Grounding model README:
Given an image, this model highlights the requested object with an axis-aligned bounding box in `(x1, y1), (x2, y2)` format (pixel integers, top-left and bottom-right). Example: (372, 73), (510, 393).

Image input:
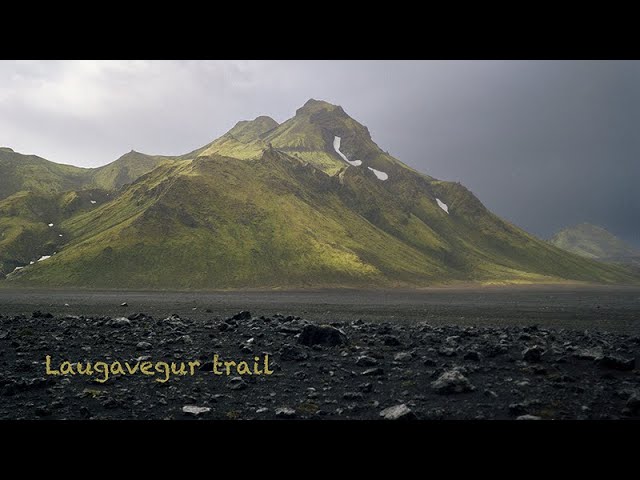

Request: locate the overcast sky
(1, 60), (638, 245)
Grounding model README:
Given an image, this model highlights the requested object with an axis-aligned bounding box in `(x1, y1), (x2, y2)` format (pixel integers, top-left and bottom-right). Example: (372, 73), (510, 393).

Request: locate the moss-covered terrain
(1, 100), (637, 288)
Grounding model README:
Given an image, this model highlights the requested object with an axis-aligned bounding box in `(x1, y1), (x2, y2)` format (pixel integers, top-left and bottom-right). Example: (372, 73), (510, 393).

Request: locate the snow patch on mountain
(436, 198), (449, 214)
(333, 136), (362, 166)
(367, 167), (388, 181)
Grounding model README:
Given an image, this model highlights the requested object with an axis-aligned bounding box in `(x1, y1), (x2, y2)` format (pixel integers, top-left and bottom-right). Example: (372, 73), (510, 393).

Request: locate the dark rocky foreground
(1, 309), (639, 420)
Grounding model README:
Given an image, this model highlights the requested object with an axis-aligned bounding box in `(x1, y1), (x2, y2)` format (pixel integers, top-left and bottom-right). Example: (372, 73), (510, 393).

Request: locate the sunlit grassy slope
(0, 188), (112, 275)
(2, 100), (638, 288)
(0, 148), (90, 200)
(0, 148), (174, 200)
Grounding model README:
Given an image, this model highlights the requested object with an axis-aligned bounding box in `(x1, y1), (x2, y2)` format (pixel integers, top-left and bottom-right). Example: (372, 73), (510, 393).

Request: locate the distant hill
(0, 147), (173, 201)
(0, 147), (89, 200)
(549, 223), (640, 268)
(1, 100), (637, 288)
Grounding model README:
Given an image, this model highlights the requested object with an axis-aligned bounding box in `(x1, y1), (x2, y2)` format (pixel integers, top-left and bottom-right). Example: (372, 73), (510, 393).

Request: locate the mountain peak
(0, 147), (14, 153)
(296, 99), (346, 117)
(116, 150), (146, 160)
(226, 115), (279, 143)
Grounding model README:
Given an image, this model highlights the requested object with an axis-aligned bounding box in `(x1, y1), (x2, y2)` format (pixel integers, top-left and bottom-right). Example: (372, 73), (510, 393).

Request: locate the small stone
(509, 403), (528, 415)
(522, 345), (545, 362)
(343, 392), (364, 401)
(464, 351), (481, 361)
(136, 341), (152, 351)
(35, 406), (52, 417)
(626, 392), (640, 414)
(163, 314), (183, 325)
(383, 335), (401, 346)
(120, 302), (128, 307)
(298, 324), (348, 347)
(394, 352), (413, 362)
(108, 317), (131, 327)
(279, 344), (308, 361)
(380, 404), (416, 420)
(356, 355), (378, 367)
(484, 389), (498, 398)
(228, 377), (248, 390)
(431, 369), (475, 394)
(182, 405), (210, 416)
(597, 355), (635, 371)
(359, 383), (373, 393)
(516, 415), (542, 420)
(256, 407), (269, 414)
(438, 347), (457, 357)
(362, 367), (384, 376)
(573, 347), (603, 360)
(275, 407), (296, 418)
(231, 311), (252, 321)
(278, 325), (302, 334)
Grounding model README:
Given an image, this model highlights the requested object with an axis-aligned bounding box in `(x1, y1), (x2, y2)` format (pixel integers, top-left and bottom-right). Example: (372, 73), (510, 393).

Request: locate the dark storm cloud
(0, 60), (638, 244)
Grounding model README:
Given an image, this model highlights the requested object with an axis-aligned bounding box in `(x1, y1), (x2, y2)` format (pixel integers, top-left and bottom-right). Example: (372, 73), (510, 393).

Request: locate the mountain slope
(0, 147), (90, 200)
(196, 100), (411, 176)
(3, 100), (638, 288)
(0, 188), (111, 276)
(550, 224), (640, 267)
(0, 147), (175, 202)
(88, 150), (175, 190)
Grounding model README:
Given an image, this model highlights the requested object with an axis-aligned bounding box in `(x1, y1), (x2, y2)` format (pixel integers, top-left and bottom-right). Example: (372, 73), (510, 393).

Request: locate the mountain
(1, 100), (637, 288)
(0, 147), (90, 200)
(0, 188), (112, 275)
(0, 147), (173, 201)
(549, 224), (640, 268)
(89, 150), (174, 190)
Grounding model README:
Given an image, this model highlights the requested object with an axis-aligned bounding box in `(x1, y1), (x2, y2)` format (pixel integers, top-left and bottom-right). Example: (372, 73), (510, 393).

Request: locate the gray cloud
(0, 60), (638, 245)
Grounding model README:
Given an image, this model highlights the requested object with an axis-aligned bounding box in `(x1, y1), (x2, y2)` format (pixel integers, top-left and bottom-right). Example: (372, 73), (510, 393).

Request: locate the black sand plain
(0, 286), (639, 420)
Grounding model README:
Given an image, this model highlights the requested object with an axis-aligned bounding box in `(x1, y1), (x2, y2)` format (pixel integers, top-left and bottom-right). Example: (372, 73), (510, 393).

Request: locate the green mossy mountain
(0, 148), (90, 200)
(549, 223), (640, 268)
(89, 150), (174, 190)
(0, 147), (173, 201)
(1, 100), (637, 288)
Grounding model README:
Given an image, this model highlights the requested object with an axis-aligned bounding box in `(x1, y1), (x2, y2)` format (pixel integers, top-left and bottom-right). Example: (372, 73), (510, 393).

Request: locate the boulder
(298, 324), (348, 347)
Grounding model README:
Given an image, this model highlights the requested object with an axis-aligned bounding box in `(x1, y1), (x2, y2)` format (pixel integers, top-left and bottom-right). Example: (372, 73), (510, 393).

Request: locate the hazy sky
(1, 60), (638, 245)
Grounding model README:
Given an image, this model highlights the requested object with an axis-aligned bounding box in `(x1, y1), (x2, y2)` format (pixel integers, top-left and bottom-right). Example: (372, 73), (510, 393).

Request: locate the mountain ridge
(549, 223), (640, 268)
(1, 100), (637, 287)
